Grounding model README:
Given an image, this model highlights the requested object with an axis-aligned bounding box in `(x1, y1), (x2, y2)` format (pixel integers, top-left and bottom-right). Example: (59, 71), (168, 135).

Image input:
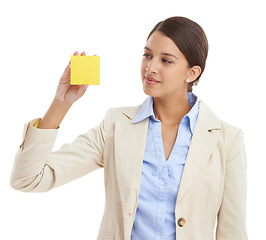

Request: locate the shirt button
(152, 168), (160, 176)
(163, 184), (167, 190)
(157, 236), (162, 240)
(177, 218), (186, 227)
(159, 208), (164, 213)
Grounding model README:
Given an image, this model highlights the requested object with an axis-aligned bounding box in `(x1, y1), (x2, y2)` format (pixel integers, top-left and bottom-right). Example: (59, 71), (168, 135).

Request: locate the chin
(143, 87), (160, 98)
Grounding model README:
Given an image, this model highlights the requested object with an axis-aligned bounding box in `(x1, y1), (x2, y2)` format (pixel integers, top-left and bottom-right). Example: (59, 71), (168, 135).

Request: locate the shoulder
(220, 119), (242, 136)
(99, 104), (141, 132)
(198, 100), (244, 143)
(99, 104), (142, 138)
(104, 104), (142, 122)
(198, 101), (246, 168)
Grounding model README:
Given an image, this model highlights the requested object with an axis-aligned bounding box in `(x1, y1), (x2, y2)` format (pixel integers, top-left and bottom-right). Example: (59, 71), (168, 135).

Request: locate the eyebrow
(144, 46), (178, 59)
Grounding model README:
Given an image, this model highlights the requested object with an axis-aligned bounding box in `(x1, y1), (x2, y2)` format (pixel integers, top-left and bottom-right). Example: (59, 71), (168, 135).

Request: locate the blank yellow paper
(70, 55), (100, 85)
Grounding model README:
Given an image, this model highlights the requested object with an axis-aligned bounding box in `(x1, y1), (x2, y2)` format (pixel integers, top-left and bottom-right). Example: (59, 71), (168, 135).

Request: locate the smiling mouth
(144, 77), (160, 84)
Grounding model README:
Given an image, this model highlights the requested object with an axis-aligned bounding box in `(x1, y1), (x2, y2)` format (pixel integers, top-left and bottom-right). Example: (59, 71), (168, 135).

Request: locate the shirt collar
(132, 92), (199, 134)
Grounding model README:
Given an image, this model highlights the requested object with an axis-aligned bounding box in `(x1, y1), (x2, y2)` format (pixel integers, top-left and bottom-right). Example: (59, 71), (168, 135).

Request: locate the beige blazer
(10, 100), (248, 240)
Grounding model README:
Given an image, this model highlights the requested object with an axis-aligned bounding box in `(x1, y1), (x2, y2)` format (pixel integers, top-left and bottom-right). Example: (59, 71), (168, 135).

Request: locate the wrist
(38, 98), (72, 129)
(52, 97), (73, 109)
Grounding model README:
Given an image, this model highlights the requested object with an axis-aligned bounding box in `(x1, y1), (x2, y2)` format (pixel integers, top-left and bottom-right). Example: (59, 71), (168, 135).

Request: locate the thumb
(83, 84), (89, 90)
(61, 64), (70, 80)
(76, 84), (89, 97)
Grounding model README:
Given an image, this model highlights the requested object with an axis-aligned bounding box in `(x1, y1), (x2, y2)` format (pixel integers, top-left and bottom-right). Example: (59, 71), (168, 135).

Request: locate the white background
(1, 0), (265, 239)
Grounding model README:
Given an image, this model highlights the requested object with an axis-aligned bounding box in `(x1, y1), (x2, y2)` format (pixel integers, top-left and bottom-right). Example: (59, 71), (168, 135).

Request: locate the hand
(55, 51), (89, 105)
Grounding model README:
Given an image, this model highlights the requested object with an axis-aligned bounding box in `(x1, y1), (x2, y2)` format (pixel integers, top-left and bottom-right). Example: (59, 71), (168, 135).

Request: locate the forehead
(145, 31), (182, 55)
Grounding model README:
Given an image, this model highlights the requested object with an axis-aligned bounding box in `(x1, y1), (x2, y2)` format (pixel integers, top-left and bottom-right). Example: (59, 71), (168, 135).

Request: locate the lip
(144, 77), (160, 85)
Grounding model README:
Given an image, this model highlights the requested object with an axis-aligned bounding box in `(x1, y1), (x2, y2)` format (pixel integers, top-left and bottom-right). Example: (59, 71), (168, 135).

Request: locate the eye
(143, 53), (151, 58)
(162, 59), (172, 64)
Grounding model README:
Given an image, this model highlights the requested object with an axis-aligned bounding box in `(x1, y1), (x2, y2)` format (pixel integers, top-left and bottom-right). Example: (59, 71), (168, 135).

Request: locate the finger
(69, 51), (79, 64)
(80, 51), (86, 56)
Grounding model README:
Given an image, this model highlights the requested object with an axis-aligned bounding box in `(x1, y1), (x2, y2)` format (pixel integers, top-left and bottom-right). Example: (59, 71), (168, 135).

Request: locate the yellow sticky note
(70, 55), (100, 85)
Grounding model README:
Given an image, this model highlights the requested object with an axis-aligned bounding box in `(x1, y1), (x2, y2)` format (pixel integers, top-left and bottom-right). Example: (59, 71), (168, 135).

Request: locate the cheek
(140, 60), (146, 78)
(161, 68), (186, 87)
(166, 65), (188, 81)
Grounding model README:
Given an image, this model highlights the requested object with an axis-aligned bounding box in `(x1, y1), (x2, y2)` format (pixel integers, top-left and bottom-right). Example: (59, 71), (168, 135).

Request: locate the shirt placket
(152, 120), (170, 240)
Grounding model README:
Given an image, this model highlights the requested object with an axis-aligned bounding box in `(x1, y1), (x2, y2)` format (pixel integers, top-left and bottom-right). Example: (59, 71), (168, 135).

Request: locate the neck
(153, 92), (191, 125)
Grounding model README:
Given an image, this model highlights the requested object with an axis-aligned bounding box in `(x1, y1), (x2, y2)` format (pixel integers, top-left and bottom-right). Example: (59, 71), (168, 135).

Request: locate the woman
(10, 17), (248, 240)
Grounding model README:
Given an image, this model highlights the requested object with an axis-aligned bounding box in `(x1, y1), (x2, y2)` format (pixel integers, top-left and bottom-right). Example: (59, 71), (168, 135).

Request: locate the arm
(216, 129), (248, 240)
(10, 109), (111, 192)
(10, 51), (103, 192)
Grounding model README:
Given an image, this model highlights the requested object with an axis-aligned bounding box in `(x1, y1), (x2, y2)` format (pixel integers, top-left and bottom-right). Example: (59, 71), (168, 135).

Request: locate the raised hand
(55, 51), (89, 104)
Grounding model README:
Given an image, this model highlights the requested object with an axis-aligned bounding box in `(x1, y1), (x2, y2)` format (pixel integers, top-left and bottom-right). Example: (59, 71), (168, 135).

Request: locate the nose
(145, 59), (158, 74)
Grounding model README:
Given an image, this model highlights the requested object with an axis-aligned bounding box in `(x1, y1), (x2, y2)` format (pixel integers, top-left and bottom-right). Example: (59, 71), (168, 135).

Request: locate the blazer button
(177, 218), (186, 227)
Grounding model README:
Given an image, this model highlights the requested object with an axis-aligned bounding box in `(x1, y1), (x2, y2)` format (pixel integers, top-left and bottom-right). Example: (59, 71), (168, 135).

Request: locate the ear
(187, 66), (201, 82)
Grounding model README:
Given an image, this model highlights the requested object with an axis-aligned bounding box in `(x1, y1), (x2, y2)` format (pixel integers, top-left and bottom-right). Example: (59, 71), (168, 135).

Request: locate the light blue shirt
(130, 92), (199, 240)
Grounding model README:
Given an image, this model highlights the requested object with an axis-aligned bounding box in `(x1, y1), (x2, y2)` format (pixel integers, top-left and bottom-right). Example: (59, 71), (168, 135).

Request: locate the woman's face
(141, 31), (194, 99)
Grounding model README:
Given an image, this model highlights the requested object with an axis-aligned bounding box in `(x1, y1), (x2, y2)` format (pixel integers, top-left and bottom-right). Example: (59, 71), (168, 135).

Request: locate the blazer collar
(197, 100), (221, 131)
(131, 94), (200, 135)
(122, 100), (221, 131)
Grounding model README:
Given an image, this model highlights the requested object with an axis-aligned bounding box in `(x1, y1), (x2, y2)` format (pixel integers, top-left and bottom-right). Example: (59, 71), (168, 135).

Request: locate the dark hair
(147, 16), (208, 92)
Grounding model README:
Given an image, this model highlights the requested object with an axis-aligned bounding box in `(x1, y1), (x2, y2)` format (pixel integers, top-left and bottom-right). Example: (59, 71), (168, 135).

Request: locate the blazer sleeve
(216, 129), (248, 240)
(10, 109), (112, 193)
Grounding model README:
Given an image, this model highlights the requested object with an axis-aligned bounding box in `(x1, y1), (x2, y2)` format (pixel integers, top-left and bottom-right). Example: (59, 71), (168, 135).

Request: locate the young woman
(11, 17), (248, 240)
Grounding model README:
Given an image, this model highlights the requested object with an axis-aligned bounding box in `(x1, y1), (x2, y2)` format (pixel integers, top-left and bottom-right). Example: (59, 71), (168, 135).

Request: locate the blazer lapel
(114, 107), (149, 235)
(176, 100), (222, 203)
